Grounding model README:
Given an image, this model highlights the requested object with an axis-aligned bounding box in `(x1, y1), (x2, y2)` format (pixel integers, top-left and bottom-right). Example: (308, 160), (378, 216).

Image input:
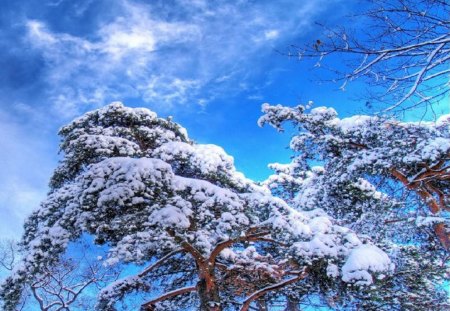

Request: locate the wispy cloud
(0, 110), (56, 238)
(0, 0), (337, 238)
(23, 0), (331, 116)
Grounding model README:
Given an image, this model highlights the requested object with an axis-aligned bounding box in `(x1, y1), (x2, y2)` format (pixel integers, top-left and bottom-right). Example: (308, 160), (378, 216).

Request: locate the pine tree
(0, 103), (391, 311)
(259, 103), (450, 309)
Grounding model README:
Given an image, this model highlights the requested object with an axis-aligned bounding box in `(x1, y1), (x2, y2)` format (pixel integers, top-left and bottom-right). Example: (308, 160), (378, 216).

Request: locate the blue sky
(0, 0), (448, 239)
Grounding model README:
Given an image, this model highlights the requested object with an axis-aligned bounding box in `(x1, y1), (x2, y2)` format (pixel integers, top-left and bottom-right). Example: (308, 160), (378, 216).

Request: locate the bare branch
(240, 269), (308, 311)
(139, 249), (184, 278)
(208, 229), (272, 267)
(141, 286), (196, 310)
(290, 0), (450, 113)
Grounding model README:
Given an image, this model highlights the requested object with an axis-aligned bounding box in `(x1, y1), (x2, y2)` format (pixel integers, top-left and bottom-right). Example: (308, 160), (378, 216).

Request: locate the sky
(0, 0), (448, 240)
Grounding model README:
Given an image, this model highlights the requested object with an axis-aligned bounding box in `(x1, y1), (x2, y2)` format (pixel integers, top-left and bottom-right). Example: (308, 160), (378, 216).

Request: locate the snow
(149, 205), (192, 229)
(153, 142), (235, 176)
(255, 102), (449, 307)
(0, 103), (398, 311)
(327, 263), (339, 278)
(337, 115), (375, 133)
(292, 233), (340, 258)
(402, 136), (450, 164)
(352, 178), (384, 200)
(97, 275), (148, 310)
(310, 106), (337, 121)
(419, 137), (450, 161)
(342, 244), (394, 285)
(83, 157), (174, 208)
(70, 134), (141, 157)
(308, 216), (332, 233)
(436, 114), (450, 127)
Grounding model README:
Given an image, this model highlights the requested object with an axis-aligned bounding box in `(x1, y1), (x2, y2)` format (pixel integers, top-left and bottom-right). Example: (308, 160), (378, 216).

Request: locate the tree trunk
(256, 298), (268, 311)
(285, 298), (300, 311)
(197, 272), (222, 311)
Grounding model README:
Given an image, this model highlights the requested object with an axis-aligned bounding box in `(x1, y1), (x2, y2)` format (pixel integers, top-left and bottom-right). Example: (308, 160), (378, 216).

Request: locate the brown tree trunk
(285, 298), (300, 311)
(197, 272), (222, 311)
(256, 298), (268, 310)
(390, 167), (450, 251)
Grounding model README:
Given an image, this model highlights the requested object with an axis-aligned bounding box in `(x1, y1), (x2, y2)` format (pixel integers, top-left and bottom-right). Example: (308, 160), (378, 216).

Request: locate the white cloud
(139, 76), (201, 108)
(2, 0), (216, 237)
(0, 181), (45, 238)
(0, 111), (56, 238)
(1, 0), (339, 240)
(101, 30), (156, 58)
(264, 29), (279, 40)
(247, 94), (264, 101)
(27, 20), (57, 44)
(97, 2), (200, 61)
(24, 0), (331, 116)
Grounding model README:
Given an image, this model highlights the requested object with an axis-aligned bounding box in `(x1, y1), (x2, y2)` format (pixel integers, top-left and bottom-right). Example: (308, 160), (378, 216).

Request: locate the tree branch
(208, 230), (272, 267)
(166, 229), (205, 265)
(240, 269), (308, 311)
(141, 286), (197, 310)
(138, 248), (184, 278)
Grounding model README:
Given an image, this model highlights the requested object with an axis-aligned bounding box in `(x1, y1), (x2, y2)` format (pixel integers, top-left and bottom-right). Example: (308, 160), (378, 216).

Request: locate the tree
(0, 240), (17, 273)
(290, 0), (450, 113)
(0, 240), (28, 311)
(0, 103), (392, 311)
(259, 102), (450, 309)
(0, 239), (119, 311)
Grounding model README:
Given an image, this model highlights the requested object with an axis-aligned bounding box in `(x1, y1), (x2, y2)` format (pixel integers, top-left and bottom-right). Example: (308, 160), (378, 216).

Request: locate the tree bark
(256, 298), (268, 311)
(241, 271), (308, 311)
(390, 167), (450, 251)
(141, 286), (196, 310)
(285, 298), (300, 311)
(197, 270), (222, 311)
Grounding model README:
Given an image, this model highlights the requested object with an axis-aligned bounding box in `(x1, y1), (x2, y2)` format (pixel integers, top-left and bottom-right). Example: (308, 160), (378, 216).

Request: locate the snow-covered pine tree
(0, 103), (392, 311)
(259, 103), (450, 309)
